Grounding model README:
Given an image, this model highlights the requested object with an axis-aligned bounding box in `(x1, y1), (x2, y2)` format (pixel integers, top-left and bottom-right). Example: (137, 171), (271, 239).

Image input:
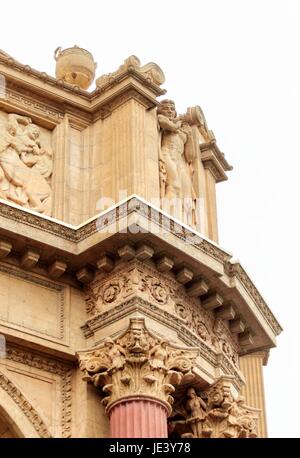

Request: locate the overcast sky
(1, 0), (299, 438)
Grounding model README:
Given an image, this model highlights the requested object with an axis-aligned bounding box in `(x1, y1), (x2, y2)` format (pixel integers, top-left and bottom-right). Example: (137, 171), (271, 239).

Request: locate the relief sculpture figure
(0, 114), (53, 215)
(185, 387), (208, 438)
(157, 99), (197, 227)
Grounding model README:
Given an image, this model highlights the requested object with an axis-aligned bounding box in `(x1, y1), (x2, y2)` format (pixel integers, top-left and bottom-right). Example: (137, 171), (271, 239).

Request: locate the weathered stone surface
(0, 48), (280, 439)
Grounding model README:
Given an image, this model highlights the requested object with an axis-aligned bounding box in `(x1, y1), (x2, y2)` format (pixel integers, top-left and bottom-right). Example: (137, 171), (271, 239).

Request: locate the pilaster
(239, 352), (268, 437)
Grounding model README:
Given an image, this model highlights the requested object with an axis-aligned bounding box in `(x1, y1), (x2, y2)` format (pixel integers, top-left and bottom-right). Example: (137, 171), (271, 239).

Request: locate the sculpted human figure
(20, 123), (53, 181)
(157, 99), (197, 227)
(103, 338), (126, 371)
(149, 340), (168, 370)
(186, 387), (207, 419)
(0, 114), (52, 214)
(127, 327), (149, 354)
(185, 387), (207, 437)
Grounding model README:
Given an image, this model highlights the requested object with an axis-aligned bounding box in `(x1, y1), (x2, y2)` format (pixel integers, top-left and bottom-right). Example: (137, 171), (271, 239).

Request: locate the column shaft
(109, 398), (168, 438)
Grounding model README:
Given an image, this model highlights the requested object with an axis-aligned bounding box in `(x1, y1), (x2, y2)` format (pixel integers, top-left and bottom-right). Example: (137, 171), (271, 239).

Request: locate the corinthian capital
(199, 376), (259, 438)
(77, 318), (198, 415)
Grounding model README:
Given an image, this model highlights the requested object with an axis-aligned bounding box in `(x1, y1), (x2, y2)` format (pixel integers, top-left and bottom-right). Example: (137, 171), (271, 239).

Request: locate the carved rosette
(175, 376), (259, 439)
(77, 318), (198, 415)
(83, 260), (240, 370)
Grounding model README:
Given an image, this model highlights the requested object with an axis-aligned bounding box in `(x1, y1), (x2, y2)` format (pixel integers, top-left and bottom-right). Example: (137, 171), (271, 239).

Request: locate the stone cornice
(225, 261), (283, 336)
(0, 195), (282, 351)
(0, 51), (166, 101)
(200, 139), (233, 183)
(0, 51), (165, 130)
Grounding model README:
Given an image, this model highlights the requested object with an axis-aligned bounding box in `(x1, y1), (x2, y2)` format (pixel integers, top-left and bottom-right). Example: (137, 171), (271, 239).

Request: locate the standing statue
(186, 387), (207, 419)
(0, 114), (53, 215)
(157, 100), (197, 227)
(185, 387), (207, 437)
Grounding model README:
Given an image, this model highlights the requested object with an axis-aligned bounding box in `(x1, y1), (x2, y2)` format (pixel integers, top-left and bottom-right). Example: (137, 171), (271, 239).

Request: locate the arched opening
(0, 368), (48, 438)
(0, 407), (20, 438)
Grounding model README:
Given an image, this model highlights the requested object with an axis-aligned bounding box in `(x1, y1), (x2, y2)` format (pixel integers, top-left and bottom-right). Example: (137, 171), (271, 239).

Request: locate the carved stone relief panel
(0, 111), (53, 215)
(84, 260), (240, 369)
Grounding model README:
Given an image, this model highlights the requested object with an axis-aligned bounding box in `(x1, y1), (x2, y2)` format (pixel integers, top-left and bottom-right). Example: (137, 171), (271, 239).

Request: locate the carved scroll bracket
(77, 317), (198, 416)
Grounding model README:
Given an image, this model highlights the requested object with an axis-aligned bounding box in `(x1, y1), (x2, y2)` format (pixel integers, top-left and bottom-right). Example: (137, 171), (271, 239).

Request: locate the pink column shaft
(109, 398), (168, 438)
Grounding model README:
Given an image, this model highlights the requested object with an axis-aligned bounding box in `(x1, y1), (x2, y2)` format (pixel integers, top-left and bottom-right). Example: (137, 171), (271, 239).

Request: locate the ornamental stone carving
(0, 114), (53, 215)
(54, 45), (97, 90)
(170, 376), (259, 438)
(200, 377), (259, 438)
(96, 55), (165, 89)
(84, 264), (176, 315)
(77, 318), (198, 415)
(83, 260), (240, 370)
(158, 100), (198, 228)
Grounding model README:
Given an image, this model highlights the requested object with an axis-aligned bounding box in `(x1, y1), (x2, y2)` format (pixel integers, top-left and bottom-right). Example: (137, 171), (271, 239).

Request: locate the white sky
(1, 0), (299, 438)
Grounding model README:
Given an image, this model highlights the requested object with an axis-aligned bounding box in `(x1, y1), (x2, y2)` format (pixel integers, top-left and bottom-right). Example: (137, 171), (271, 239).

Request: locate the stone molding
(0, 368), (51, 438)
(0, 196), (282, 341)
(0, 51), (165, 100)
(83, 259), (239, 362)
(200, 138), (233, 183)
(0, 52), (165, 130)
(225, 261), (281, 335)
(0, 263), (66, 341)
(80, 296), (244, 392)
(5, 345), (72, 438)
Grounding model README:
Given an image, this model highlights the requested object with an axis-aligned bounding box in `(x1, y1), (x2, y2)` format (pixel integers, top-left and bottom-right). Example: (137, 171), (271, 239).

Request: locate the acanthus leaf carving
(170, 376), (259, 439)
(84, 260), (240, 370)
(77, 317), (198, 415)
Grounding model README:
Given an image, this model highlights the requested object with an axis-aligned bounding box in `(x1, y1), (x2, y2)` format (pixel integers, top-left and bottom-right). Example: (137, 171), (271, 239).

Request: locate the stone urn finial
(54, 45), (97, 90)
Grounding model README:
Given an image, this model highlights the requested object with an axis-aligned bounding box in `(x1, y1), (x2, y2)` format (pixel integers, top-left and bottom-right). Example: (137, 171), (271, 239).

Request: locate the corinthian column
(77, 318), (198, 438)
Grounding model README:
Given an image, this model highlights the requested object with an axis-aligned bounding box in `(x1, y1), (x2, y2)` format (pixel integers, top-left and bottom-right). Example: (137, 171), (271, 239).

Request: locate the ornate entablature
(82, 259), (240, 372)
(0, 47), (281, 438)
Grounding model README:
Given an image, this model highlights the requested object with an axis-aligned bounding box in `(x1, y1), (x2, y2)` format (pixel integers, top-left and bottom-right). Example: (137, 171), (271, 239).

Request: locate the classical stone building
(0, 46), (281, 438)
